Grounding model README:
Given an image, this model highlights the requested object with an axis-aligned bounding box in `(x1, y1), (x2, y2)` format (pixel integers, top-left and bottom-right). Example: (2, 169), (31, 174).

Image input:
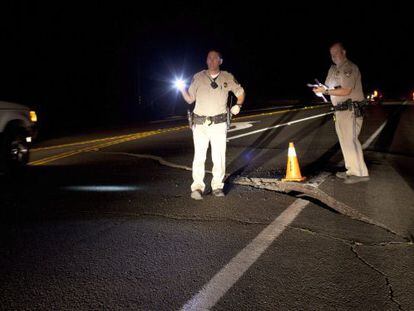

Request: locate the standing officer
(313, 42), (369, 184)
(179, 50), (245, 200)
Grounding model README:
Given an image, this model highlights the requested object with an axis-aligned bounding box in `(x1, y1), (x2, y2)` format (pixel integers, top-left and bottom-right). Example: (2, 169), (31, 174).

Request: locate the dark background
(0, 2), (412, 138)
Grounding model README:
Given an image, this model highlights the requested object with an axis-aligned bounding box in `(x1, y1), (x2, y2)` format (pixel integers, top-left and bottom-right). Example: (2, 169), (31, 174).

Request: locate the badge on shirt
(344, 68), (353, 77)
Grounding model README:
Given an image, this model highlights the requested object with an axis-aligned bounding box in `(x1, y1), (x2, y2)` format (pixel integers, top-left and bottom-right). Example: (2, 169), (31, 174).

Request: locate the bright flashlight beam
(174, 79), (186, 90)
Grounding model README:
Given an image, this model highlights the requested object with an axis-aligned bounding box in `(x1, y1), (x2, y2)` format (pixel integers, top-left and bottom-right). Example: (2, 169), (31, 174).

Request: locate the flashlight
(174, 79), (186, 91)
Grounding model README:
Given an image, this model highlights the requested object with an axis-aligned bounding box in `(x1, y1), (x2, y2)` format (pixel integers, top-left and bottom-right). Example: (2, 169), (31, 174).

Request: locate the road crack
(350, 244), (404, 311)
(287, 226), (412, 247)
(99, 151), (412, 242)
(234, 177), (410, 241)
(288, 225), (411, 310)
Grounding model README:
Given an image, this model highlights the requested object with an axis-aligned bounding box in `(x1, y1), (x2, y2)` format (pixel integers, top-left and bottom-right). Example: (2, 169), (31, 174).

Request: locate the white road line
(362, 121), (388, 150)
(362, 101), (407, 150)
(181, 112), (392, 310)
(227, 111), (333, 141)
(181, 198), (309, 311)
(181, 173), (328, 311)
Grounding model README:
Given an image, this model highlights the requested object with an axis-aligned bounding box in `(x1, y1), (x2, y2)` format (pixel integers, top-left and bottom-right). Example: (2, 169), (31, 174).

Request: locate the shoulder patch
(224, 71), (239, 85)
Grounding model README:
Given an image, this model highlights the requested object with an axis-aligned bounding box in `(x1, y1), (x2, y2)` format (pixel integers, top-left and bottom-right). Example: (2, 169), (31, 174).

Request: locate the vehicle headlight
(30, 111), (38, 122)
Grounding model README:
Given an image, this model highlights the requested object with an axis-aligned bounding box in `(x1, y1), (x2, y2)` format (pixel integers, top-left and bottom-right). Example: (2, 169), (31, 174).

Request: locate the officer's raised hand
(179, 83), (195, 104)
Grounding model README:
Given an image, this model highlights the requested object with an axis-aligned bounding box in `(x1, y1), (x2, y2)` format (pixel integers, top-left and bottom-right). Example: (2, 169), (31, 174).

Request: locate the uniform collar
(335, 59), (350, 69)
(205, 70), (221, 79)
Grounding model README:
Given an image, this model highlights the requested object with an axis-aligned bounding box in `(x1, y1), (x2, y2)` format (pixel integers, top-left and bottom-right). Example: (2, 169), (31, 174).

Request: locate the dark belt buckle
(204, 117), (212, 126)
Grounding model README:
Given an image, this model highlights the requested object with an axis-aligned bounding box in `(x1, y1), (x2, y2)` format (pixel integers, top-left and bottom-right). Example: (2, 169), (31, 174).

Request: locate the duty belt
(192, 113), (228, 126)
(332, 101), (353, 111)
(332, 99), (368, 117)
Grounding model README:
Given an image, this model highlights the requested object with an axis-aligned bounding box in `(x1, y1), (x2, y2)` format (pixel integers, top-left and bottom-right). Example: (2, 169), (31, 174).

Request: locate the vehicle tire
(1, 127), (30, 174)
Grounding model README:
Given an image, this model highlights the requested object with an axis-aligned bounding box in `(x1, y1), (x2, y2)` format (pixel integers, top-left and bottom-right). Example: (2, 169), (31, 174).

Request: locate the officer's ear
(219, 58), (223, 65)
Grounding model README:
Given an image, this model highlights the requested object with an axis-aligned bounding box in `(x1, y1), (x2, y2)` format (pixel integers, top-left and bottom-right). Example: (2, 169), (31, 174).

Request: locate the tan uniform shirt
(325, 59), (364, 106)
(188, 70), (244, 116)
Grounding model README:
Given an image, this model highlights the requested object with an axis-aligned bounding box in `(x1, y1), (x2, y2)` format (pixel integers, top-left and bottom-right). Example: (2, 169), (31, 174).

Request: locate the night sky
(1, 2), (412, 135)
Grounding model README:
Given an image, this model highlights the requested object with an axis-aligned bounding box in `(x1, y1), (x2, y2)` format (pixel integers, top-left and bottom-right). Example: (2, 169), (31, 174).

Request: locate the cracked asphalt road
(1, 103), (413, 310)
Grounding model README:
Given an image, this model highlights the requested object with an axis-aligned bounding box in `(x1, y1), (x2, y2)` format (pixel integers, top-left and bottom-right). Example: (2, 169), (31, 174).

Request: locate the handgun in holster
(187, 109), (194, 129)
(226, 107), (232, 130)
(352, 100), (368, 118)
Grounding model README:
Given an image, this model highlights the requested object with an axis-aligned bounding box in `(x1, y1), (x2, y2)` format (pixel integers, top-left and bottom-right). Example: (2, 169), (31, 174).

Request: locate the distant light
(368, 90), (380, 102)
(26, 137), (32, 143)
(174, 79), (186, 90)
(30, 111), (38, 122)
(63, 185), (141, 192)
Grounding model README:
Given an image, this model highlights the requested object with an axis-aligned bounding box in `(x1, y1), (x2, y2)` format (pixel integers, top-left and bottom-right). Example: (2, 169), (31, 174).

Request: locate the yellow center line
(29, 104), (328, 166)
(32, 132), (154, 152)
(30, 134), (149, 166)
(30, 127), (187, 166)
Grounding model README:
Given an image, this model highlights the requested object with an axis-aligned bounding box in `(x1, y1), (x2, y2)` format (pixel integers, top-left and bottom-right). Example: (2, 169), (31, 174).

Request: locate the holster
(352, 101), (367, 118)
(226, 107), (232, 130)
(187, 109), (193, 129)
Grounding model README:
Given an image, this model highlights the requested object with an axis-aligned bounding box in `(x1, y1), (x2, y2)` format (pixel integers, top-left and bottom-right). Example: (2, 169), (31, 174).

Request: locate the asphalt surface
(1, 102), (413, 310)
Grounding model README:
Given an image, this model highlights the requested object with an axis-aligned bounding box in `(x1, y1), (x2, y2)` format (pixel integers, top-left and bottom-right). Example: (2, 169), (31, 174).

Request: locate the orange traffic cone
(282, 142), (306, 182)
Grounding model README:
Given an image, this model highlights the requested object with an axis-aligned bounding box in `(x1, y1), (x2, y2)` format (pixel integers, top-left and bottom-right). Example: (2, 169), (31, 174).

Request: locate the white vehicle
(0, 101), (37, 173)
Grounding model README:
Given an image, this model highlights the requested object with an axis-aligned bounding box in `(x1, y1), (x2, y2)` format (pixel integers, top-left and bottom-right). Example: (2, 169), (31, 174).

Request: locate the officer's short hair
(207, 50), (223, 59)
(330, 42), (346, 51)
